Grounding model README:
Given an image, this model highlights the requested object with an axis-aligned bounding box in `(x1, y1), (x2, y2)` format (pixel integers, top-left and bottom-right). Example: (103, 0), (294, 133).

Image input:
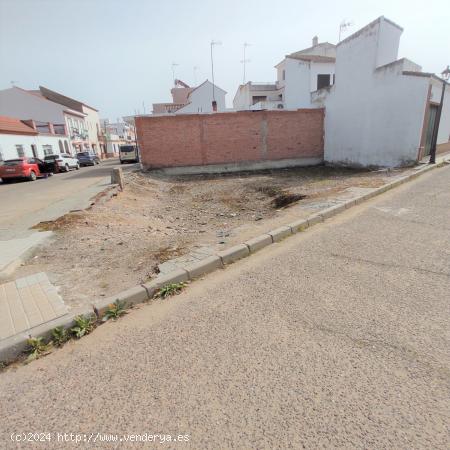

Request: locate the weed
(25, 337), (52, 362)
(155, 282), (186, 299)
(102, 300), (128, 322)
(71, 315), (95, 338)
(51, 326), (70, 347)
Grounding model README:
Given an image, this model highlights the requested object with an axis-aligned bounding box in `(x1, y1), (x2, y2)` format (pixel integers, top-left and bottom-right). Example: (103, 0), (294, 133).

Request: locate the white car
(44, 154), (80, 172)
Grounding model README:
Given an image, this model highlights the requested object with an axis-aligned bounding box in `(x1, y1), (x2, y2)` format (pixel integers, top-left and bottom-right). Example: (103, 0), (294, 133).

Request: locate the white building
(153, 79), (227, 115)
(233, 37), (336, 111)
(0, 115), (71, 161)
(318, 16), (450, 167)
(100, 119), (136, 156)
(0, 87), (85, 155)
(175, 80), (226, 114)
(37, 86), (102, 155)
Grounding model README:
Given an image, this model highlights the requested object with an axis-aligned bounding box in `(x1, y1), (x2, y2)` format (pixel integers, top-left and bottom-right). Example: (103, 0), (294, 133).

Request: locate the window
(58, 140), (64, 153)
(252, 96), (267, 105)
(42, 145), (53, 156)
(317, 74), (331, 90)
(16, 145), (25, 157)
(64, 140), (69, 153)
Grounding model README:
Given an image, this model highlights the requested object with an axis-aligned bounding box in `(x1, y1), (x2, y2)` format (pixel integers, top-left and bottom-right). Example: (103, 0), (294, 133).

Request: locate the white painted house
(316, 16), (450, 167)
(153, 79), (226, 115)
(175, 80), (226, 114)
(0, 115), (71, 161)
(0, 87), (88, 155)
(233, 37), (336, 111)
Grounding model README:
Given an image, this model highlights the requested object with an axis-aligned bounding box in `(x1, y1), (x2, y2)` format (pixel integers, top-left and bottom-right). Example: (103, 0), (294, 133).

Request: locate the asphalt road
(0, 159), (138, 240)
(0, 164), (449, 449)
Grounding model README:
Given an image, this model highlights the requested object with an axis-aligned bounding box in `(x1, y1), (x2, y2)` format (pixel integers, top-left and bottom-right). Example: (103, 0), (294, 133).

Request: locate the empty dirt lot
(14, 166), (402, 311)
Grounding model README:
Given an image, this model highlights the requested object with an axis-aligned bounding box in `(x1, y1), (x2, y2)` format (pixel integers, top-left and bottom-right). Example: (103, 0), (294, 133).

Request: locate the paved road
(0, 159), (138, 239)
(0, 164), (449, 449)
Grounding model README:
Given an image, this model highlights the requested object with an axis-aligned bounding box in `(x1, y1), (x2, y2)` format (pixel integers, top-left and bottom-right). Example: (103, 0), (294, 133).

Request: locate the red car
(0, 157), (53, 183)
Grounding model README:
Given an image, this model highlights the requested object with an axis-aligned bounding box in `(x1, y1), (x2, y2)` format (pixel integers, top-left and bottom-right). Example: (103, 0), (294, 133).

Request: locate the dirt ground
(15, 166), (403, 311)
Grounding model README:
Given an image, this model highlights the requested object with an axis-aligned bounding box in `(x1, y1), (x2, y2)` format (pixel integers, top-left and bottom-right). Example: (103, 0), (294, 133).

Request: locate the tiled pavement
(0, 273), (68, 341)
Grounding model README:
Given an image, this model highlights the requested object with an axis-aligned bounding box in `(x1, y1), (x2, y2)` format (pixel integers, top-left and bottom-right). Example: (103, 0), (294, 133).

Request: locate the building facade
(318, 16), (450, 167)
(100, 120), (136, 157)
(233, 37), (336, 111)
(37, 86), (102, 155)
(152, 79), (226, 114)
(0, 115), (71, 161)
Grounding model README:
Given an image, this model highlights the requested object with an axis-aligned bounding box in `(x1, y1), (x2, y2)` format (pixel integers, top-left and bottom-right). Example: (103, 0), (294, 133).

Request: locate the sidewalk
(0, 164), (449, 449)
(0, 273), (67, 341)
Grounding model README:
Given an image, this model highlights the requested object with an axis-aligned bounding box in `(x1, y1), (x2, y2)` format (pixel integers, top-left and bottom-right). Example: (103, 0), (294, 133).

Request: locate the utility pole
(429, 66), (450, 164)
(210, 40), (222, 109)
(171, 62), (179, 85)
(240, 42), (251, 84)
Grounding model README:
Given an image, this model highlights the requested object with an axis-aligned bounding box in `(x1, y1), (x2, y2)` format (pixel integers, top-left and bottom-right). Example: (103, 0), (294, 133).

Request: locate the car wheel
(65, 164), (69, 172)
(29, 171), (37, 181)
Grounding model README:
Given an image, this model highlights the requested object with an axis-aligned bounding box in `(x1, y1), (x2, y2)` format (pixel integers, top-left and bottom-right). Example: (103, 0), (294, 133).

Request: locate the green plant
(51, 326), (70, 347)
(102, 299), (128, 322)
(71, 315), (95, 338)
(155, 282), (186, 299)
(25, 337), (52, 362)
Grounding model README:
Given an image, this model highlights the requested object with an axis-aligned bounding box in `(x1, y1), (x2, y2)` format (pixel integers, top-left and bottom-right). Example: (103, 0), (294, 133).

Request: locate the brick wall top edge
(135, 109), (324, 122)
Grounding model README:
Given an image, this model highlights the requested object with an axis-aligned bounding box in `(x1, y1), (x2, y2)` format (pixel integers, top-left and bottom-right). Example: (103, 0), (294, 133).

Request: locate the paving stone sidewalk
(0, 273), (68, 341)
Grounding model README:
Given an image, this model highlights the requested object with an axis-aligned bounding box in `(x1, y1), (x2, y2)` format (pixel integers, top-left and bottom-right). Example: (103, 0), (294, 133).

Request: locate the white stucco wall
(324, 17), (431, 167)
(310, 62), (335, 92)
(0, 133), (71, 161)
(233, 84), (252, 110)
(283, 58), (311, 109)
(82, 106), (101, 152)
(176, 81), (226, 113)
(0, 87), (66, 123)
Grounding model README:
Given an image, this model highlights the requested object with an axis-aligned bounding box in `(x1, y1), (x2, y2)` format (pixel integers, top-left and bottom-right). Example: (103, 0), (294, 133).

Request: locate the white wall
(176, 81), (226, 113)
(324, 17), (431, 167)
(310, 62), (335, 92)
(82, 106), (101, 153)
(0, 87), (66, 123)
(233, 84), (252, 110)
(0, 133), (71, 161)
(283, 58), (311, 109)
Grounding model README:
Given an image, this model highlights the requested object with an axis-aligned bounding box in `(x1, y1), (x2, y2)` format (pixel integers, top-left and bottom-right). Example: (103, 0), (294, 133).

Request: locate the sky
(1, 0), (449, 120)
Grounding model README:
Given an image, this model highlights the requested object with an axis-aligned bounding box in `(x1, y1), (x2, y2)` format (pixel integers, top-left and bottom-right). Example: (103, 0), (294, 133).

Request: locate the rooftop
(0, 115), (38, 135)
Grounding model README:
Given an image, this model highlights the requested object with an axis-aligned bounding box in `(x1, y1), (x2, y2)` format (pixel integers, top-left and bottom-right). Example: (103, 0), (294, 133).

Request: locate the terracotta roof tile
(0, 115), (38, 135)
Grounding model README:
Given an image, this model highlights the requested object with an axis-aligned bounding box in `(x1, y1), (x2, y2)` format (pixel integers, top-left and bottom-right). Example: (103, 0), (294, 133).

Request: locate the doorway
(424, 104), (438, 156)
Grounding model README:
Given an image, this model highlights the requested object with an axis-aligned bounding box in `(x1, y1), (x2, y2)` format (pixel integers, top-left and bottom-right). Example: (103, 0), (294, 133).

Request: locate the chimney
(312, 36), (318, 46)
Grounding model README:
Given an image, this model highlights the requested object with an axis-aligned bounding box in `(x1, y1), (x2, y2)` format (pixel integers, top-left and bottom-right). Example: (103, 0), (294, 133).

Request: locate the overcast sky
(1, 0), (449, 120)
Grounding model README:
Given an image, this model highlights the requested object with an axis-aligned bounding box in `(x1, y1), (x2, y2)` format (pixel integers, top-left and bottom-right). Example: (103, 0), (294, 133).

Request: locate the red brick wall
(136, 109), (324, 169)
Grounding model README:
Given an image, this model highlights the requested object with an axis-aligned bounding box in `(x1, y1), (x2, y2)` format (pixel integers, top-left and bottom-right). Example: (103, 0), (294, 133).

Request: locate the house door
(424, 104), (439, 156)
(31, 144), (38, 158)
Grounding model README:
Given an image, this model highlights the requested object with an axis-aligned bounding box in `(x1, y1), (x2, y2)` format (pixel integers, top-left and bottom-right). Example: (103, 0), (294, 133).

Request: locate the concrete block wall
(136, 109), (324, 170)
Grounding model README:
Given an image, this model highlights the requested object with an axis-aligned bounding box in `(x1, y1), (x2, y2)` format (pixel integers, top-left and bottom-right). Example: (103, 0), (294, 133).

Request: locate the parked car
(119, 145), (139, 163)
(76, 151), (100, 166)
(0, 157), (54, 183)
(44, 153), (80, 172)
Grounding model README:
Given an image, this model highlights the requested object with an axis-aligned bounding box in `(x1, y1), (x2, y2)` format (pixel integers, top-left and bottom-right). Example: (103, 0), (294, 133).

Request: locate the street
(0, 164), (449, 449)
(0, 159), (138, 240)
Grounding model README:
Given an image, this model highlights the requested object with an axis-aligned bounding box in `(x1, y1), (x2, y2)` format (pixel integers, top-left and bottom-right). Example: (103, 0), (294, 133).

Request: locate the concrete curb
(1, 158), (448, 364)
(0, 309), (92, 362)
